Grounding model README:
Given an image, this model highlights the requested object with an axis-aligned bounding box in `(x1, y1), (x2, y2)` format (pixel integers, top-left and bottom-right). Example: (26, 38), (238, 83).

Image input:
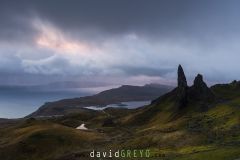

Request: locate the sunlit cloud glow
(1, 0), (240, 86)
(34, 20), (92, 55)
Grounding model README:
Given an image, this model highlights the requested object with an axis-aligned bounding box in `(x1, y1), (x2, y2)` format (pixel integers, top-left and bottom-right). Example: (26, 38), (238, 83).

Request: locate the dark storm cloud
(1, 0), (240, 41)
(1, 0), (240, 85)
(0, 2), (35, 42)
(32, 0), (240, 37)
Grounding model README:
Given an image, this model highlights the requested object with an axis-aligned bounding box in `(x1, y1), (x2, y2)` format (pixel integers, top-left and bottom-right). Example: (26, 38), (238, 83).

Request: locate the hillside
(0, 65), (239, 160)
(118, 65), (240, 159)
(29, 84), (173, 117)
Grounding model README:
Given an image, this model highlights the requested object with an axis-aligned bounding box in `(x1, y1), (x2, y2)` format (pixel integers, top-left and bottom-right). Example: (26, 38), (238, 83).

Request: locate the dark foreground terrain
(0, 65), (239, 160)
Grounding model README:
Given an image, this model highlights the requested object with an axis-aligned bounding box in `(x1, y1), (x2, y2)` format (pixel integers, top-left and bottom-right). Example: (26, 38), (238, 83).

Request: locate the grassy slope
(0, 120), (106, 160)
(119, 88), (240, 159)
(0, 84), (240, 160)
(0, 108), (135, 160)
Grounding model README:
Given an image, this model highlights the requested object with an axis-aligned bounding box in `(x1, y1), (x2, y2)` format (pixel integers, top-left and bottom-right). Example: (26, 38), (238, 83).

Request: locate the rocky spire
(178, 65), (187, 88)
(193, 74), (206, 88)
(152, 65), (216, 110)
(176, 65), (188, 108)
(189, 74), (215, 102)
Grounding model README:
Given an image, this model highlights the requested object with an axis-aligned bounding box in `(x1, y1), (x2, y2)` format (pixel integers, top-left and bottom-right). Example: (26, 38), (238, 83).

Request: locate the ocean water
(85, 101), (151, 110)
(0, 86), (151, 119)
(0, 86), (91, 119)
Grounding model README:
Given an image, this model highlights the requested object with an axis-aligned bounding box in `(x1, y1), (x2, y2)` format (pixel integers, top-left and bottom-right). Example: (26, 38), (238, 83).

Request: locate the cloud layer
(0, 0), (240, 86)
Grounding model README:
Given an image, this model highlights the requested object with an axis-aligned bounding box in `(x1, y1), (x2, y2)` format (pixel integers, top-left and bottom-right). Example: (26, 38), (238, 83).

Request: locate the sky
(1, 0), (240, 87)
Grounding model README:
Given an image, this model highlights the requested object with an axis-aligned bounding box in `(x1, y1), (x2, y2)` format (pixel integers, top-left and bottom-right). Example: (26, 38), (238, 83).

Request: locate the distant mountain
(29, 84), (173, 117)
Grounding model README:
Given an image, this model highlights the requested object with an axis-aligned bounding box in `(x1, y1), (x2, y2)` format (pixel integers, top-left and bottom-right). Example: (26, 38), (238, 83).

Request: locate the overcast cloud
(0, 0), (240, 86)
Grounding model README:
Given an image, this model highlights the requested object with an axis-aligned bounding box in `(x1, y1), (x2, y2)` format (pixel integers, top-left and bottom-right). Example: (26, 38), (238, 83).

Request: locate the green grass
(1, 84), (240, 160)
(174, 147), (240, 160)
(0, 121), (105, 160)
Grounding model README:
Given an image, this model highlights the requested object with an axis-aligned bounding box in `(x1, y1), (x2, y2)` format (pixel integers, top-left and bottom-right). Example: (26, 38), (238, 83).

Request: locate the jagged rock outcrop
(189, 74), (215, 103)
(176, 65), (188, 108)
(152, 65), (216, 111)
(178, 65), (188, 88)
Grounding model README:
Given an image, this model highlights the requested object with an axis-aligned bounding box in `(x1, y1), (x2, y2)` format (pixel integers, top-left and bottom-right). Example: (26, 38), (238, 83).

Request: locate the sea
(0, 86), (92, 118)
(0, 86), (150, 119)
